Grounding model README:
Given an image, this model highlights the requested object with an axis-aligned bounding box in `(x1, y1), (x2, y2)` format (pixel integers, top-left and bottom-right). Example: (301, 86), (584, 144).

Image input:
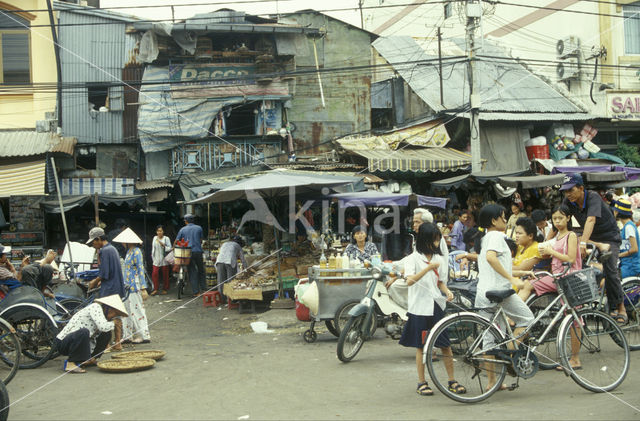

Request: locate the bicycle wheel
(557, 309), (630, 393)
(333, 299), (359, 337)
(3, 307), (58, 369)
(0, 318), (20, 385)
(177, 267), (185, 299)
(425, 314), (508, 403)
(337, 313), (373, 362)
(526, 292), (561, 369)
(621, 279), (640, 350)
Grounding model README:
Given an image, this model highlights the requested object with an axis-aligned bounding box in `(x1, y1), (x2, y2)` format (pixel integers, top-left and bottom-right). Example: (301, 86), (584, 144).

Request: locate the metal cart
(303, 266), (371, 343)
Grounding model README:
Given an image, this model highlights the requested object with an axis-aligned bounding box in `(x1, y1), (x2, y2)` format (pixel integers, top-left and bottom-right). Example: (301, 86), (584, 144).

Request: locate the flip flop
(555, 365), (582, 372)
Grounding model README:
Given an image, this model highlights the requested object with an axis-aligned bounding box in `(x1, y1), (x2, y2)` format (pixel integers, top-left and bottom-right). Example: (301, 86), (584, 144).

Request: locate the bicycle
(423, 263), (630, 403)
(0, 317), (20, 385)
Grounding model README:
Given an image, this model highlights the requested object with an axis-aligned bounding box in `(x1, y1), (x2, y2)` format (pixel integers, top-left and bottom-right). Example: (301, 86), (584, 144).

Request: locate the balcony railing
(171, 138), (281, 174)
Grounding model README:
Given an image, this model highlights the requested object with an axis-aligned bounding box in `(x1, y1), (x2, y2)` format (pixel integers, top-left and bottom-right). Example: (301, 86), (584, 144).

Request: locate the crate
(282, 276), (298, 290)
(556, 268), (598, 308)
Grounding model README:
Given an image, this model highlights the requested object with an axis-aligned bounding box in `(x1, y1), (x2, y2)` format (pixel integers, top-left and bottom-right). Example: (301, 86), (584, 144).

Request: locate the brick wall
(9, 196), (44, 232)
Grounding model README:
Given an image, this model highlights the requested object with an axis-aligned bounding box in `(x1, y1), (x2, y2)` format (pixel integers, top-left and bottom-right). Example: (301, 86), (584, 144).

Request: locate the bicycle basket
(556, 268), (598, 308)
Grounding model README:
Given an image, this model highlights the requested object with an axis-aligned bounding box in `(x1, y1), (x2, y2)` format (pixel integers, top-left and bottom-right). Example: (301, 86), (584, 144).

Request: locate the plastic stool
(202, 291), (222, 307)
(227, 297), (238, 310)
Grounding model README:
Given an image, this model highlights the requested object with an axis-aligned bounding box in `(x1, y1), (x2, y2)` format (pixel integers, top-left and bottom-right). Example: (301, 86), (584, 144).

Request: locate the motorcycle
(336, 263), (406, 362)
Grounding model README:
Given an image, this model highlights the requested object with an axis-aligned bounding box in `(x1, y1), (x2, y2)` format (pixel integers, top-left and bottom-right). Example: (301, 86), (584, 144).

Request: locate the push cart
(302, 267), (371, 343)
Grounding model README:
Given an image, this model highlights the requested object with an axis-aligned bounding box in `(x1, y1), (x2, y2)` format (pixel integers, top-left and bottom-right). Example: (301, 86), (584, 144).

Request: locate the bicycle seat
(485, 289), (515, 303)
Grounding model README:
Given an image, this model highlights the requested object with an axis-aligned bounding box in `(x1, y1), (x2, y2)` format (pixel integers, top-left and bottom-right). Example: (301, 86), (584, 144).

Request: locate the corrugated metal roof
(373, 36), (585, 115)
(0, 131), (76, 157)
(0, 160), (46, 197)
(135, 180), (173, 190)
(53, 1), (140, 23)
(338, 120), (451, 150)
(459, 112), (596, 121)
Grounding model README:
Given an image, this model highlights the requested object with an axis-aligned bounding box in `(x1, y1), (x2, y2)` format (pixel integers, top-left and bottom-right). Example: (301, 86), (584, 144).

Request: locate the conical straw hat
(300, 281), (319, 315)
(95, 294), (128, 317)
(112, 227), (142, 244)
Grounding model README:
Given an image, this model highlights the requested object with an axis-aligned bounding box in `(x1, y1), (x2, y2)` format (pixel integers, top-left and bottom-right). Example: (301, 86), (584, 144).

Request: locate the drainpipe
(46, 0), (62, 129)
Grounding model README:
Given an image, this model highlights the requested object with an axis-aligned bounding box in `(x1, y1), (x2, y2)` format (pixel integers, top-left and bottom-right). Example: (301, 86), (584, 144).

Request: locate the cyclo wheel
(620, 278), (640, 351)
(0, 379), (9, 421)
(526, 292), (561, 369)
(557, 309), (630, 393)
(425, 313), (508, 403)
(177, 266), (185, 299)
(337, 313), (373, 362)
(0, 317), (20, 385)
(3, 307), (57, 369)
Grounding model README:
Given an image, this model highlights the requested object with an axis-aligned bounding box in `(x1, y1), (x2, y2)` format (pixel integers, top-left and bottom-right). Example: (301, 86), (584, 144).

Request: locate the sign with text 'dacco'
(607, 92), (640, 120)
(169, 63), (255, 86)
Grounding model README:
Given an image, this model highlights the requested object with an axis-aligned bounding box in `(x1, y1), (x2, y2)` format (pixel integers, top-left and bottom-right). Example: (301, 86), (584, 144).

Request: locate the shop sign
(168, 64), (255, 86)
(608, 93), (640, 120)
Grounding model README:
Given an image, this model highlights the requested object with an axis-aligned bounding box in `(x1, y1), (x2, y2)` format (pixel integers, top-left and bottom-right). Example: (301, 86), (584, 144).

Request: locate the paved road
(6, 296), (640, 420)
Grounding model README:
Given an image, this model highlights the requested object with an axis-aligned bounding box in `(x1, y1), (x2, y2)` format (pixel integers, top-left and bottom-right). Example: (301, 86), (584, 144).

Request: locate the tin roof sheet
(0, 131), (76, 157)
(373, 36), (586, 115)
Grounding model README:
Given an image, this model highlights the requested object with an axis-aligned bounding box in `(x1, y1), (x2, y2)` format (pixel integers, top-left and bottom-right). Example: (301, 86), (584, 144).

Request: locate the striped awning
(0, 160), (46, 197)
(353, 148), (472, 173)
(59, 178), (136, 196)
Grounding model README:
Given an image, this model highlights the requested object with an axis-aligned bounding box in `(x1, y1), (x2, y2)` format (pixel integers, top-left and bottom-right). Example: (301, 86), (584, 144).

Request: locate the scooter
(336, 263), (406, 362)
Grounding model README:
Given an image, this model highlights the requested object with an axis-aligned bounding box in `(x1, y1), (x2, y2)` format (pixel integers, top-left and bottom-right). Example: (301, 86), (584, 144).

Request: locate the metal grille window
(0, 12), (30, 84)
(624, 2), (640, 55)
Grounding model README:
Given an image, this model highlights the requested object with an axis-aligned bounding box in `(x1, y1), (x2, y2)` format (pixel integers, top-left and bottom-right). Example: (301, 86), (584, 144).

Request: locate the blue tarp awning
(330, 191), (447, 209)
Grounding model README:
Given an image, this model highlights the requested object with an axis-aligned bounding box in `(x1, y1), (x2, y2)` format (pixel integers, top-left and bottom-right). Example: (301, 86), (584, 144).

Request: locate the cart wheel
(303, 329), (317, 343)
(325, 320), (340, 337)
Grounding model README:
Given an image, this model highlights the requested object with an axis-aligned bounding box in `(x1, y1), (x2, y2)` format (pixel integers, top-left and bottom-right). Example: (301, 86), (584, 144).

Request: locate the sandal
(416, 382), (434, 396)
(150, 290), (158, 296)
(611, 312), (629, 325)
(63, 360), (86, 374)
(160, 290), (168, 295)
(448, 380), (467, 394)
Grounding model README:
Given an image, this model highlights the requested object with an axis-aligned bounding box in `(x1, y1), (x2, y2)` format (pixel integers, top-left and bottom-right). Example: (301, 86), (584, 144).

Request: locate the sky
(100, 0), (364, 26)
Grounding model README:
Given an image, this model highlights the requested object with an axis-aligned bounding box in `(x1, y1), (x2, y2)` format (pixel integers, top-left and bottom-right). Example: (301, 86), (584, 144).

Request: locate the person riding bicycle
(175, 214), (206, 297)
(560, 173), (628, 324)
(475, 204), (535, 389)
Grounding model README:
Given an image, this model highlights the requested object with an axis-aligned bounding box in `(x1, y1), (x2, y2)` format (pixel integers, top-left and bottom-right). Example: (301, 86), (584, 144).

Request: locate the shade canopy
(188, 170), (364, 204)
(498, 174), (566, 189)
(431, 170), (528, 190)
(330, 191), (446, 209)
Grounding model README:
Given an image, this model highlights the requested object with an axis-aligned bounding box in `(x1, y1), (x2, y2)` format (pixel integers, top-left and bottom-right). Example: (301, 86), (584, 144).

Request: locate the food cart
(301, 266), (371, 343)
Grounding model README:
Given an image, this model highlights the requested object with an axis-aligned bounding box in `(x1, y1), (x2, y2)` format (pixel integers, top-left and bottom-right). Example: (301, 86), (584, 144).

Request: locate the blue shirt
(450, 220), (466, 251)
(98, 243), (125, 298)
(176, 223), (204, 253)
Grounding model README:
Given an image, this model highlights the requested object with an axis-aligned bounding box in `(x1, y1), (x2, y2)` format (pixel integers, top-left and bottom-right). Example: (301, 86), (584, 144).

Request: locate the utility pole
(437, 27), (444, 106)
(466, 1), (482, 173)
(359, 0), (365, 29)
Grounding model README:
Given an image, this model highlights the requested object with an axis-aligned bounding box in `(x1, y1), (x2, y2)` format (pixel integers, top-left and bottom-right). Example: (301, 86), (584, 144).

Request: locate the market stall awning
(330, 191), (447, 209)
(59, 178), (136, 196)
(188, 170), (364, 204)
(0, 160), (46, 197)
(584, 172), (627, 183)
(40, 195), (147, 213)
(431, 170), (528, 190)
(551, 165), (613, 174)
(498, 174), (566, 189)
(352, 148), (472, 173)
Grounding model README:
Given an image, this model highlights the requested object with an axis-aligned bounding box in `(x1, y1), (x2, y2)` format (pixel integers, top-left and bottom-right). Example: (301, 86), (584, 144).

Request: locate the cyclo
(173, 240), (191, 299)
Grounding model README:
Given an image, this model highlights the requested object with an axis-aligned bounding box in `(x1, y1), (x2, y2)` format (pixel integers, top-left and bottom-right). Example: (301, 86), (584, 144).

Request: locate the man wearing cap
(561, 173), (628, 323)
(0, 245), (21, 291)
(54, 294), (128, 373)
(86, 227), (126, 350)
(175, 214), (206, 297)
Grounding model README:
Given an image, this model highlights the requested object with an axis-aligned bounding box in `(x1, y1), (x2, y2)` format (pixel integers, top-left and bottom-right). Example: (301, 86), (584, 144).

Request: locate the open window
(87, 83), (109, 111)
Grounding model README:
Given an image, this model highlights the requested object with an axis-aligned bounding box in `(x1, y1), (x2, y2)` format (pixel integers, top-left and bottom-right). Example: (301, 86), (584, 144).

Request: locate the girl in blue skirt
(400, 222), (466, 396)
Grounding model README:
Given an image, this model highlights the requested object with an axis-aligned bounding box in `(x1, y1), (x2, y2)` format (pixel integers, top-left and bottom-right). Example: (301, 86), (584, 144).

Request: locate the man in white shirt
(54, 295), (128, 373)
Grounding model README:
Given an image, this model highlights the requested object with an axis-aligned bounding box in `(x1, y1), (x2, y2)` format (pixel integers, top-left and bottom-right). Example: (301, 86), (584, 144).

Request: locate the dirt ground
(5, 294), (640, 420)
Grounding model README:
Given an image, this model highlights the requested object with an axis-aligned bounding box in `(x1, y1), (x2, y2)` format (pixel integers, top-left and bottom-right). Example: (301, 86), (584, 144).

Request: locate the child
(400, 223), (465, 396)
(476, 204), (534, 389)
(614, 199), (640, 280)
(518, 204), (581, 303)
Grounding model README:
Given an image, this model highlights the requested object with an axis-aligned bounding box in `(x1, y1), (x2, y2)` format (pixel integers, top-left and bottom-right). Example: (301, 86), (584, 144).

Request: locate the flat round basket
(111, 350), (166, 361)
(98, 358), (155, 373)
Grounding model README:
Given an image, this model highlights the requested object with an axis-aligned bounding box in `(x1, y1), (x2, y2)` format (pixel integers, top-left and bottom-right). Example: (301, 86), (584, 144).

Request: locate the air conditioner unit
(557, 36), (580, 59)
(557, 58), (580, 81)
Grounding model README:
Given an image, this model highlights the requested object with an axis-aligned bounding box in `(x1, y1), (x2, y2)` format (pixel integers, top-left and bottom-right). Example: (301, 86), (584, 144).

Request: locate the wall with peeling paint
(284, 13), (374, 155)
